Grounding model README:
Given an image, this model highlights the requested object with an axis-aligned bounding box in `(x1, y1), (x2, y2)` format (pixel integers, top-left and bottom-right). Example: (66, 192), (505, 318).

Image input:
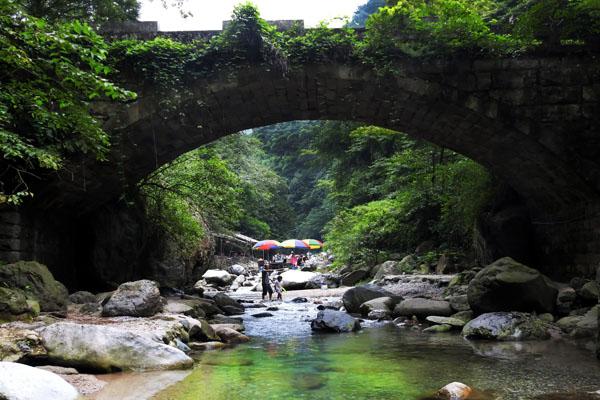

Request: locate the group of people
(257, 252), (312, 301)
(270, 252), (311, 268)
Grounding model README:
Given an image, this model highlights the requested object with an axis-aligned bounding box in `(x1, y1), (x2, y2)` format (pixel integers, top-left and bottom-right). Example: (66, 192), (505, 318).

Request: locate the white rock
(437, 382), (472, 399)
(0, 361), (79, 400)
(202, 270), (234, 285)
(280, 270), (317, 290)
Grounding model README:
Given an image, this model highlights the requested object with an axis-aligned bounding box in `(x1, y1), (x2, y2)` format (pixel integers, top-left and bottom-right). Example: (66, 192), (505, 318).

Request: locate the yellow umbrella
(302, 239), (323, 250)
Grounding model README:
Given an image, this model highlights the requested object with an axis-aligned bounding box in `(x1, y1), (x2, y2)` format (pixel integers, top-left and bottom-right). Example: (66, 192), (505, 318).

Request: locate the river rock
(0, 327), (46, 362)
(228, 264), (247, 276)
(447, 294), (470, 312)
(451, 310), (474, 323)
(426, 316), (465, 327)
(188, 341), (227, 351)
(372, 261), (400, 280)
(0, 361), (79, 400)
(280, 270), (317, 290)
(102, 280), (164, 317)
(0, 261), (69, 313)
(462, 312), (553, 341)
(211, 323), (245, 332)
(305, 273), (341, 289)
(252, 312), (273, 318)
(393, 298), (453, 318)
(340, 268), (370, 286)
(68, 291), (97, 304)
(578, 281), (599, 302)
(213, 326), (250, 344)
(467, 257), (557, 314)
(423, 324), (452, 333)
(0, 287), (38, 321)
(569, 305), (598, 338)
(359, 297), (397, 319)
(437, 382), (472, 399)
(39, 322), (193, 371)
(342, 285), (398, 314)
(188, 319), (219, 341)
(212, 293), (244, 315)
(310, 310), (361, 333)
(202, 270), (234, 286)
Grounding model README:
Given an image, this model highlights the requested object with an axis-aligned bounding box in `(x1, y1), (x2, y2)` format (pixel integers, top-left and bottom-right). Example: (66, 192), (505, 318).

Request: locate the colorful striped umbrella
(252, 240), (281, 250)
(279, 239), (309, 249)
(302, 239), (323, 249)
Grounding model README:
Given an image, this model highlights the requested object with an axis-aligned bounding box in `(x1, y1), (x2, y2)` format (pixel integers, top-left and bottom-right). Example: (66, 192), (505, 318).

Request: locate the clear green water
(153, 303), (600, 400)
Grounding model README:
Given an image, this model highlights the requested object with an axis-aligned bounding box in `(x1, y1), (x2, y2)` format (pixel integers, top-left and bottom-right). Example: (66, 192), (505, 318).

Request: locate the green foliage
(281, 22), (359, 63)
(0, 1), (135, 203)
(347, 0), (386, 28)
(512, 0), (600, 46)
(18, 0), (139, 25)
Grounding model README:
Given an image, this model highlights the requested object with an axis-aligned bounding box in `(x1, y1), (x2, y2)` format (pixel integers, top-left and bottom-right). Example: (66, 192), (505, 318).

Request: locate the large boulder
(228, 264), (247, 276)
(342, 285), (398, 314)
(393, 298), (453, 318)
(212, 293), (244, 315)
(102, 280), (164, 317)
(359, 297), (397, 319)
(0, 261), (68, 312)
(0, 287), (38, 321)
(0, 361), (79, 400)
(201, 270), (234, 286)
(372, 257), (420, 279)
(39, 323), (193, 372)
(467, 257), (557, 314)
(340, 268), (370, 286)
(0, 328), (46, 362)
(68, 291), (97, 304)
(310, 310), (361, 333)
(462, 312), (554, 341)
(305, 273), (341, 289)
(280, 270), (317, 290)
(568, 305), (598, 338)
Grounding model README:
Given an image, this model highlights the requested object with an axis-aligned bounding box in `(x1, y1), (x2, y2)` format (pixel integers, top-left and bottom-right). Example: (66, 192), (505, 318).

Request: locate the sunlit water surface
(153, 300), (600, 400)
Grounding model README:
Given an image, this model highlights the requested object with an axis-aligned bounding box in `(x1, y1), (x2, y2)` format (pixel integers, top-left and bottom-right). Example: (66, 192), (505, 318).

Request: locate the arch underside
(85, 61), (598, 222)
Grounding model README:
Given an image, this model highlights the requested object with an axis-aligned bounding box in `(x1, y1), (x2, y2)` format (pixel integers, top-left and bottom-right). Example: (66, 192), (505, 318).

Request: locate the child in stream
(273, 275), (283, 301)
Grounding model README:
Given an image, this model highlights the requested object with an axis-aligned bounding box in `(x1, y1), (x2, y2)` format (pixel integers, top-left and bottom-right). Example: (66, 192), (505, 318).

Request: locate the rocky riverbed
(1, 257), (599, 399)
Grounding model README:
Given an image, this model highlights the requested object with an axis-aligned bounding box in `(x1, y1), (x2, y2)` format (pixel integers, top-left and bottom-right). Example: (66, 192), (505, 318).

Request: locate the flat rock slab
(252, 312), (274, 318)
(39, 322), (193, 372)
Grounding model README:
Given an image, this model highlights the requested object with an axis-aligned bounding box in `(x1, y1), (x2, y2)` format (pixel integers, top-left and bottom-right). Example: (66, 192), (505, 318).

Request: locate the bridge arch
(4, 54), (600, 282)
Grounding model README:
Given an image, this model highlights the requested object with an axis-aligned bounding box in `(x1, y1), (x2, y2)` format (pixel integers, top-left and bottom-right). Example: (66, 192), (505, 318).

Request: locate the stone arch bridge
(0, 30), (599, 288)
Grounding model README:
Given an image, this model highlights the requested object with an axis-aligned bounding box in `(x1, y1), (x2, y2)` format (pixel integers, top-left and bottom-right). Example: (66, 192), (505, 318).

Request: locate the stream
(147, 297), (600, 400)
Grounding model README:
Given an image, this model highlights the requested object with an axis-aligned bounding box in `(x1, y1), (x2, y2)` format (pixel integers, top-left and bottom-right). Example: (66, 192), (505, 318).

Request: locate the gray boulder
(228, 264), (247, 276)
(39, 322), (193, 371)
(0, 361), (79, 400)
(212, 326), (250, 344)
(102, 280), (164, 317)
(342, 285), (398, 314)
(310, 310), (361, 333)
(569, 305), (598, 338)
(467, 257), (557, 314)
(0, 261), (68, 312)
(280, 270), (317, 290)
(578, 281), (599, 302)
(426, 316), (466, 327)
(212, 293), (244, 315)
(359, 297), (397, 319)
(393, 298), (453, 318)
(201, 270), (234, 286)
(340, 268), (370, 286)
(0, 287), (38, 321)
(305, 273), (341, 289)
(462, 312), (554, 340)
(68, 291), (97, 304)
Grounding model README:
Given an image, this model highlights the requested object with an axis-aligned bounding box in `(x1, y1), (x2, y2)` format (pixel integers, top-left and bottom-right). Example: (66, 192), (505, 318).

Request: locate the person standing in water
(273, 275), (283, 301)
(261, 262), (273, 301)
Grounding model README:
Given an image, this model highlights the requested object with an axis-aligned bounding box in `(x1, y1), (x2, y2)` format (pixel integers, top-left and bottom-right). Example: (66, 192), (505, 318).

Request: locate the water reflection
(153, 302), (600, 400)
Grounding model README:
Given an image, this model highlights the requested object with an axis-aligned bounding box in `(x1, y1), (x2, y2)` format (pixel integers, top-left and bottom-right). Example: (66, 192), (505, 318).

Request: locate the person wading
(261, 262), (273, 301)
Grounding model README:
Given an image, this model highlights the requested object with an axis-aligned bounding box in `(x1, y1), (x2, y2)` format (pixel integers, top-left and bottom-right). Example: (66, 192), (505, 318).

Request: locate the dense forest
(1, 0), (599, 270)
